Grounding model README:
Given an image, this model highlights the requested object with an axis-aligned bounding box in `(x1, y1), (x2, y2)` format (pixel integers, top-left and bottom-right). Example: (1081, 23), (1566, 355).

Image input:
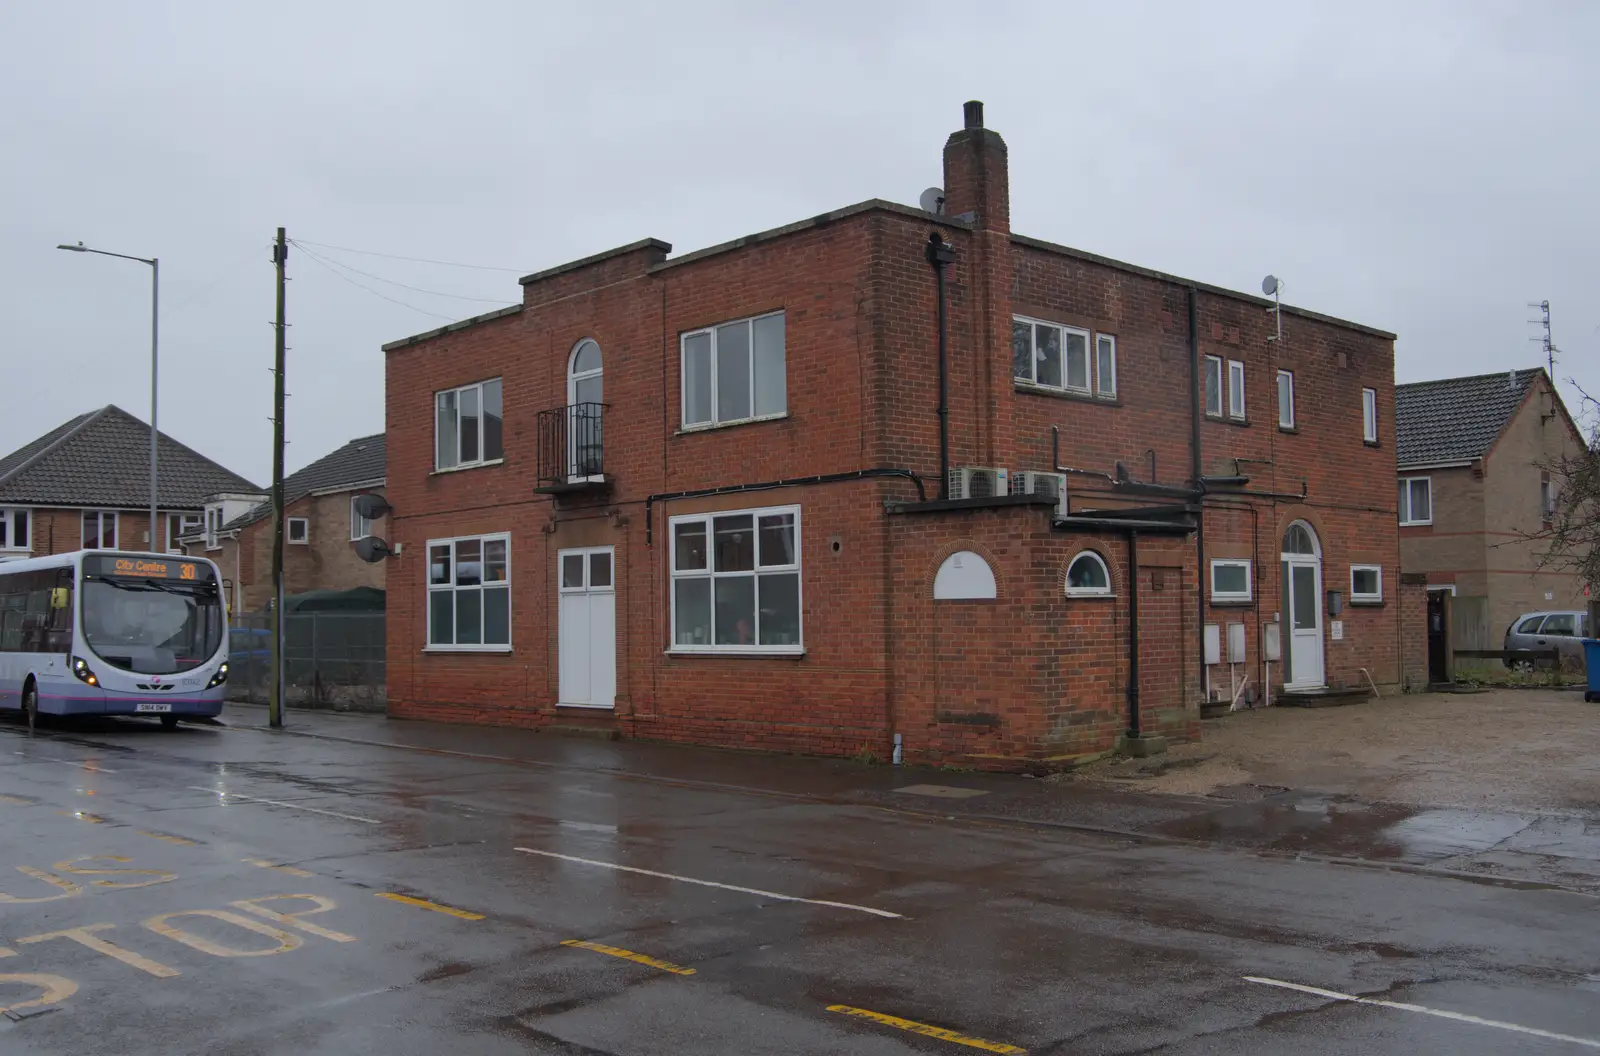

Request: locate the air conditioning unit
(1011, 470), (1069, 516)
(948, 467), (1009, 500)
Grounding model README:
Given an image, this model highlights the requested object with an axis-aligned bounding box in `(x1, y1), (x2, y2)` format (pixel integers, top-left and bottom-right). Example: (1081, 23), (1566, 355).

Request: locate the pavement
(2, 704), (1599, 1054)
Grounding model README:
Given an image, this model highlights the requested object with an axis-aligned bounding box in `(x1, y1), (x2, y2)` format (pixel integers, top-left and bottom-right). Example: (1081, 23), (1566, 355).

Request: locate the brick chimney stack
(941, 100), (1010, 234)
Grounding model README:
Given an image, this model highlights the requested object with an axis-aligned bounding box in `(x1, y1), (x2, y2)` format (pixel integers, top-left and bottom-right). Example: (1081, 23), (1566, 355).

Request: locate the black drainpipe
(927, 231), (956, 499)
(1127, 529), (1142, 740)
(1188, 287), (1206, 703)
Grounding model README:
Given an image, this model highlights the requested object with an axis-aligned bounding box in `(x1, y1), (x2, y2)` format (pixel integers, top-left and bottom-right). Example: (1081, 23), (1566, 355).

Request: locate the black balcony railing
(536, 402), (607, 490)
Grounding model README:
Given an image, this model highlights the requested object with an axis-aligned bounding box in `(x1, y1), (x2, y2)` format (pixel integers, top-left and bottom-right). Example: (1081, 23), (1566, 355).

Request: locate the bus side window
(45, 569), (74, 653)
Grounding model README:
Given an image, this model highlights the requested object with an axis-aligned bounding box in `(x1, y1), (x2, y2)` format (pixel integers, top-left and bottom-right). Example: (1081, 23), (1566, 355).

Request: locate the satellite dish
(919, 187), (945, 215)
(352, 493), (392, 520)
(1261, 275), (1280, 296)
(353, 536), (394, 564)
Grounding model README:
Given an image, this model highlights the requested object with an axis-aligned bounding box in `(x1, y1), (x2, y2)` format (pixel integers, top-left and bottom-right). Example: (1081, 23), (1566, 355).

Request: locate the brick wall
(1398, 573), (1429, 690)
(15, 507), (200, 558)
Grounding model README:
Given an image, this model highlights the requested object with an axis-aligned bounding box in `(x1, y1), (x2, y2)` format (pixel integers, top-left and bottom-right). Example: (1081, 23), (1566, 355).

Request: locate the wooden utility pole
(269, 227), (288, 729)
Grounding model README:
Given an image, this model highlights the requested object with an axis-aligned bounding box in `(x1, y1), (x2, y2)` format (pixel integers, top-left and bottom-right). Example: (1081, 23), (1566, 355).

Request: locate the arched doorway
(567, 339), (603, 480)
(1281, 520), (1324, 689)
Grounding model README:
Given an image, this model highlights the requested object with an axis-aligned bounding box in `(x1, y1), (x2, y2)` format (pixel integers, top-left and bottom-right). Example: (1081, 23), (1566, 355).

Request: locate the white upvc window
(0, 508), (30, 555)
(435, 378), (504, 471)
(1203, 355), (1224, 417)
(1012, 316), (1115, 398)
(350, 496), (372, 541)
(287, 517), (309, 544)
(1065, 551), (1113, 597)
(670, 504), (801, 652)
(1540, 478), (1556, 523)
(1210, 559), (1252, 602)
(427, 533), (511, 650)
(1362, 387), (1378, 443)
(1351, 564), (1383, 602)
(1398, 476), (1432, 526)
(1277, 370), (1296, 429)
(204, 505), (225, 550)
(681, 311), (787, 429)
(82, 511), (118, 550)
(165, 513), (201, 553)
(1227, 360), (1246, 420)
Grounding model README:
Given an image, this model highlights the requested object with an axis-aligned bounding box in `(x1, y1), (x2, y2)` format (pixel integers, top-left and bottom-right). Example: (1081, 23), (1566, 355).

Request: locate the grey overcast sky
(3, 1), (1595, 485)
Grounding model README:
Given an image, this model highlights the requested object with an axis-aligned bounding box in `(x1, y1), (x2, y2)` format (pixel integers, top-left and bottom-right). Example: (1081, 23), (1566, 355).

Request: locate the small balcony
(535, 402), (612, 495)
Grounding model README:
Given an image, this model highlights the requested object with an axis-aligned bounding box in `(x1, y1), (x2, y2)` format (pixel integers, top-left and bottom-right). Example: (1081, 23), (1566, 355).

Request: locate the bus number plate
(136, 702), (173, 714)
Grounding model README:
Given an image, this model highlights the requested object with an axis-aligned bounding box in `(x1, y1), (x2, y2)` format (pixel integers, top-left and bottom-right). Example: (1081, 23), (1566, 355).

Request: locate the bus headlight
(70, 656), (99, 686)
(206, 662), (229, 689)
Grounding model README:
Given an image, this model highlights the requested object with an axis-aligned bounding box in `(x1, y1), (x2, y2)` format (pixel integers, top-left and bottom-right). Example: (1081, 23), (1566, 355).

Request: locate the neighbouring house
(0, 404), (259, 572)
(1396, 367), (1591, 660)
(185, 433), (386, 614)
(379, 101), (1415, 769)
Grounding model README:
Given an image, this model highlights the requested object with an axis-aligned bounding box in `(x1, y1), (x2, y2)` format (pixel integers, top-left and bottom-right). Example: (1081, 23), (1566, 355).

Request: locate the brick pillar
(941, 101), (1015, 471)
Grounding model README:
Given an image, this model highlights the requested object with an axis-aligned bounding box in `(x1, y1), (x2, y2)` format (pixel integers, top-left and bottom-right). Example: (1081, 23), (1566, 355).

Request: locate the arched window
(567, 339), (603, 479)
(1282, 522), (1318, 556)
(933, 551), (996, 600)
(1066, 551), (1112, 596)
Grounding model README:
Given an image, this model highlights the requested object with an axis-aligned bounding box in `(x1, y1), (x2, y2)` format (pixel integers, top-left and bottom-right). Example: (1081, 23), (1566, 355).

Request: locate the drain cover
(892, 784), (990, 800)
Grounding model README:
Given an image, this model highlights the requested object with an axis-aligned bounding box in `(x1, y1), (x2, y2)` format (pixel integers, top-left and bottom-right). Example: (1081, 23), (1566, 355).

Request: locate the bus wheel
(159, 715), (179, 730)
(22, 680), (38, 733)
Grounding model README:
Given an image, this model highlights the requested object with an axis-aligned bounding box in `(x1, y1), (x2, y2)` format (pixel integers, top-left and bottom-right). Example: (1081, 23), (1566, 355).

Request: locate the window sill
(1065, 591), (1116, 600)
(1205, 414), (1251, 428)
(676, 412), (788, 436)
(1363, 440), (1381, 448)
(1278, 425), (1298, 434)
(664, 648), (806, 659)
(1013, 381), (1118, 405)
(432, 459), (505, 477)
(423, 646), (514, 654)
(1398, 521), (1433, 528)
(1209, 597), (1254, 606)
(1349, 599), (1385, 607)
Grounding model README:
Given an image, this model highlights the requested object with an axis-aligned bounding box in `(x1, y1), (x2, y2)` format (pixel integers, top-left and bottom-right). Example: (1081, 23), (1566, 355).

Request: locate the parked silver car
(1503, 610), (1591, 671)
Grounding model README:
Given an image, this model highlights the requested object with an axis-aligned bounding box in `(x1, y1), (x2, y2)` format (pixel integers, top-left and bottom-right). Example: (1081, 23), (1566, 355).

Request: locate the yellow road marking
(53, 856), (176, 889)
(143, 909), (302, 957)
(0, 972), (77, 1016)
(232, 895), (356, 942)
(243, 859), (314, 878)
(20, 923), (180, 978)
(56, 810), (104, 823)
(139, 831), (197, 846)
(375, 892), (485, 921)
(0, 948), (15, 959)
(560, 939), (696, 976)
(827, 1005), (1027, 1054)
(0, 795), (30, 806)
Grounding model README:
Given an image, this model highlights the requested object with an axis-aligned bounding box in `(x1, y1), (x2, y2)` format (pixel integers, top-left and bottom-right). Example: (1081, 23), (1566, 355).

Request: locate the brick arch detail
(924, 540), (1008, 600)
(1055, 536), (1127, 598)
(1273, 505), (1331, 556)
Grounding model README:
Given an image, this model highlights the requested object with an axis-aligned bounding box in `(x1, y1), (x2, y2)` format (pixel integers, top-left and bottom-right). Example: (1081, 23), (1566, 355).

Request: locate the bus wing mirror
(50, 587), (69, 609)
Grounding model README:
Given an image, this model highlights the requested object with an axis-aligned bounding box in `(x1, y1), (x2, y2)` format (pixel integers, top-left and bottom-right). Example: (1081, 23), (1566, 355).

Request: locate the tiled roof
(1395, 368), (1541, 467)
(224, 433), (385, 531)
(0, 405), (259, 508)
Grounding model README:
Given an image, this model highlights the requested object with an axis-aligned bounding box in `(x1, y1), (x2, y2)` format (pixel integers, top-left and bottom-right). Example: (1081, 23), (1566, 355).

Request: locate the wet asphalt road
(2, 712), (1599, 1055)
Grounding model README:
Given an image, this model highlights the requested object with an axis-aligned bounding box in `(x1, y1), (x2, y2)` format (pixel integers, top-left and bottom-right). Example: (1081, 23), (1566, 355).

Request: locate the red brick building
(381, 102), (1417, 769)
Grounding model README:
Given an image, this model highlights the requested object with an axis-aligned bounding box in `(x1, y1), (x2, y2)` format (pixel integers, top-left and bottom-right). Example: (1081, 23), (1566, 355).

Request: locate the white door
(558, 547), (615, 708)
(1281, 521), (1324, 689)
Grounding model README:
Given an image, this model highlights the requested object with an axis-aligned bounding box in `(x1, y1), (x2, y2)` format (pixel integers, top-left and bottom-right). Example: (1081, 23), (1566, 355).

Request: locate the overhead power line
(289, 240), (515, 305)
(290, 237), (527, 273)
(293, 245), (458, 321)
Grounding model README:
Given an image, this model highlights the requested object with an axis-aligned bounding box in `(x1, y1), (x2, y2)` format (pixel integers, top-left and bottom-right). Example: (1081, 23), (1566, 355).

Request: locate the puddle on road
(1156, 792), (1536, 864)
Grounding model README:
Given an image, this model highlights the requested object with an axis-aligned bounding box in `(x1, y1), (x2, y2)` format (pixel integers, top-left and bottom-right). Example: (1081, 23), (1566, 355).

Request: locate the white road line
(186, 786), (380, 825)
(13, 753), (118, 773)
(513, 847), (903, 919)
(1245, 976), (1600, 1049)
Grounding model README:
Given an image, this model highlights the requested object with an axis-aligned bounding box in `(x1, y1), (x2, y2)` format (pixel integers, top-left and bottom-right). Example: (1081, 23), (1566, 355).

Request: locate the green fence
(228, 611), (385, 711)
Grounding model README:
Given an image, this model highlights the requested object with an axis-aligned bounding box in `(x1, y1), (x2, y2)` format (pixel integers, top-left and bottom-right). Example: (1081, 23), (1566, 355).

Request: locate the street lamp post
(57, 242), (160, 551)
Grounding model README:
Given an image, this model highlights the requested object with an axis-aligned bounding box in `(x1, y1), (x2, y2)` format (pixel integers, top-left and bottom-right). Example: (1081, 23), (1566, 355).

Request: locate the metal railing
(536, 402), (606, 487)
(228, 611), (385, 711)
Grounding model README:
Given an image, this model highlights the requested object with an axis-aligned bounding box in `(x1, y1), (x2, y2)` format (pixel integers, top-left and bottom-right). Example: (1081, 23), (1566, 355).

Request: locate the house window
(1065, 551), (1112, 596)
(165, 513), (201, 553)
(1362, 387), (1378, 443)
(1013, 317), (1114, 398)
(427, 533), (511, 650)
(435, 378), (504, 471)
(82, 511), (117, 550)
(350, 496), (372, 541)
(1227, 360), (1246, 420)
(1351, 564), (1383, 603)
(1539, 478), (1555, 524)
(1277, 370), (1295, 429)
(204, 505), (225, 550)
(670, 505), (801, 652)
(1204, 355), (1223, 417)
(1398, 476), (1432, 525)
(1210, 559), (1252, 602)
(681, 312), (786, 429)
(287, 518), (309, 545)
(0, 508), (30, 555)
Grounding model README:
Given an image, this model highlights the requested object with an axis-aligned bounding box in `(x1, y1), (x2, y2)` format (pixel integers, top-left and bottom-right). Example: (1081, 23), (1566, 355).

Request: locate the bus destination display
(85, 554), (215, 582)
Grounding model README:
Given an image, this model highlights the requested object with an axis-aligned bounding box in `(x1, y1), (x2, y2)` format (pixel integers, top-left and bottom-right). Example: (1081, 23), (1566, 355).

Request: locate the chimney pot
(963, 100), (984, 129)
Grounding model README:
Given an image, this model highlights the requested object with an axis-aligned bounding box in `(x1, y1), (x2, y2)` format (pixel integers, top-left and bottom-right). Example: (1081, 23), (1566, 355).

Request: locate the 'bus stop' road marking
(244, 859), (314, 877)
(514, 847), (905, 919)
(1244, 976), (1600, 1050)
(140, 831), (198, 846)
(827, 1005), (1026, 1053)
(560, 939), (696, 975)
(0, 794), (33, 806)
(375, 892), (485, 921)
(56, 810), (105, 824)
(187, 786), (379, 824)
